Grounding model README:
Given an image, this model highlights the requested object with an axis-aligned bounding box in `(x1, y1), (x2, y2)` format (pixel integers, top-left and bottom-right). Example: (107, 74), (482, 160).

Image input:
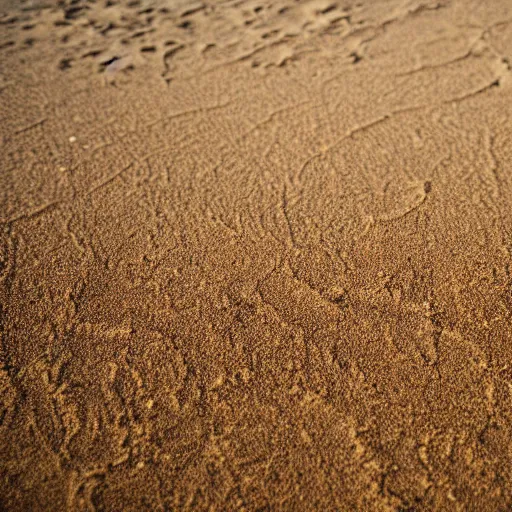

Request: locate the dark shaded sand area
(1, 0), (512, 510)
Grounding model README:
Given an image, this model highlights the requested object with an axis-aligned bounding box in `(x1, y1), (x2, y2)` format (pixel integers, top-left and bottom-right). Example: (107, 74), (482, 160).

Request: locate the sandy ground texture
(1, 0), (512, 510)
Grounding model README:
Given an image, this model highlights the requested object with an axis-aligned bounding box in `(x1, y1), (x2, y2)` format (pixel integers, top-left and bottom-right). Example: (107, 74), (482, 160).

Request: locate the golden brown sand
(1, 0), (512, 510)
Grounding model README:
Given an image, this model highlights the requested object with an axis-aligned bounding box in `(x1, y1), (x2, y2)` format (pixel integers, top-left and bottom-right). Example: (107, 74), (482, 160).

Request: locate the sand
(1, 0), (512, 510)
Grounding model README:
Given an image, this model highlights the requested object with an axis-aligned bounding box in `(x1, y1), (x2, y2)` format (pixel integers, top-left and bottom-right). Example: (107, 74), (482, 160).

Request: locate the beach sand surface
(1, 0), (512, 510)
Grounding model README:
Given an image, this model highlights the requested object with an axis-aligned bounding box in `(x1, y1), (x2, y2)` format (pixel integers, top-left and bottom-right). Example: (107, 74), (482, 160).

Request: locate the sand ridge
(1, 0), (512, 510)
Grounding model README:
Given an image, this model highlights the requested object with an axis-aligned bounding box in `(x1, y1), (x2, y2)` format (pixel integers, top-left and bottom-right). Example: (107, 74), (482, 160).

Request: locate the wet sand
(1, 0), (512, 510)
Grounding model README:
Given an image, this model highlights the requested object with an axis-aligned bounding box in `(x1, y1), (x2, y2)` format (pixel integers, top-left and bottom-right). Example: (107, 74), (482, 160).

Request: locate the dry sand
(1, 0), (512, 510)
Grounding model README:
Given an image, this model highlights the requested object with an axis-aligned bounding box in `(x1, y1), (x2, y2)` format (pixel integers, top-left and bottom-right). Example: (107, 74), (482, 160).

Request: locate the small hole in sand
(59, 58), (72, 70)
